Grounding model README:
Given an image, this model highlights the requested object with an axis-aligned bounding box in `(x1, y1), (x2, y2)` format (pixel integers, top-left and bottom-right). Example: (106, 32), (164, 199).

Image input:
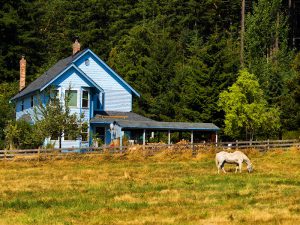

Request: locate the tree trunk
(59, 135), (62, 149)
(274, 12), (279, 54)
(240, 0), (245, 67)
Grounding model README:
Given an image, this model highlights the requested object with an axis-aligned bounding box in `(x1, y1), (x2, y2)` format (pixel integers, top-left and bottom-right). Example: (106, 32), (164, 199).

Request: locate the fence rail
(0, 139), (299, 161)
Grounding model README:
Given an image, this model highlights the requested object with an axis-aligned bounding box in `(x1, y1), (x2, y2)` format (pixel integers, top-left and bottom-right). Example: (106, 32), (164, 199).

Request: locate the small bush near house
(4, 120), (43, 149)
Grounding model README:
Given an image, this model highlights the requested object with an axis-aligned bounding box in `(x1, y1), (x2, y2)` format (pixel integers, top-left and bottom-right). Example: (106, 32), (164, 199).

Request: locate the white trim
(72, 49), (140, 97)
(40, 64), (104, 93)
(81, 88), (90, 109)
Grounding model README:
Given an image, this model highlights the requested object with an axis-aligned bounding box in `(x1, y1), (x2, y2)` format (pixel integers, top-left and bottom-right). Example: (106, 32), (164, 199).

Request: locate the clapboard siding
(76, 53), (133, 112)
(104, 90), (132, 112)
(16, 96), (33, 121)
(53, 67), (91, 88)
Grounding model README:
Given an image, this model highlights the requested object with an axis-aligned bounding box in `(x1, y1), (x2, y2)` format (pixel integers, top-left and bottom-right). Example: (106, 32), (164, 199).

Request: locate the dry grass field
(0, 148), (300, 225)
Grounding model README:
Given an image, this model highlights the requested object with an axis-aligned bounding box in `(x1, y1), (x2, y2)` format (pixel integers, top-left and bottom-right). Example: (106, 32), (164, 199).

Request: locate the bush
(4, 120), (44, 149)
(282, 130), (300, 140)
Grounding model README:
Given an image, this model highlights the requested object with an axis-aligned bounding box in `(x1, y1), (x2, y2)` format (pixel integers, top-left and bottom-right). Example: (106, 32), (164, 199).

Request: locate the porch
(89, 111), (219, 147)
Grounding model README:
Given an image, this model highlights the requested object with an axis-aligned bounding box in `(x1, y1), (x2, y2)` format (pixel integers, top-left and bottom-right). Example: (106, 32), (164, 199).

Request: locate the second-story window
(65, 90), (77, 107)
(82, 90), (89, 108)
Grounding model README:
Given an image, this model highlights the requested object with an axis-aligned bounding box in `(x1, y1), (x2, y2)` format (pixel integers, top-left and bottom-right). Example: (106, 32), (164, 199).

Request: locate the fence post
(236, 140), (238, 149)
(38, 148), (40, 161)
(267, 139), (270, 150)
(192, 142), (195, 156)
(4, 149), (6, 161)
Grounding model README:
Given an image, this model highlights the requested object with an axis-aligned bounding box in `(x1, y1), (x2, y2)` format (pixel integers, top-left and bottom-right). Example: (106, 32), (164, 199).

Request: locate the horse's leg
(222, 167), (226, 173)
(239, 162), (242, 173)
(217, 162), (222, 174)
(221, 162), (226, 173)
(235, 165), (239, 173)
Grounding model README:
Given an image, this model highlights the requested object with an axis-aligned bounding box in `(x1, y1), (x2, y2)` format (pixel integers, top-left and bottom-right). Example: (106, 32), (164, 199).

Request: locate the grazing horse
(215, 151), (253, 174)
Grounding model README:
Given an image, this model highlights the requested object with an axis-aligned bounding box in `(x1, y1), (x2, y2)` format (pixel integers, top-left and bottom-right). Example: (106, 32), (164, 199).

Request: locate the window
(64, 128), (77, 141)
(64, 131), (77, 141)
(95, 127), (105, 143)
(50, 90), (59, 100)
(82, 90), (89, 108)
(81, 124), (89, 141)
(20, 99), (24, 111)
(65, 90), (77, 107)
(31, 96), (34, 107)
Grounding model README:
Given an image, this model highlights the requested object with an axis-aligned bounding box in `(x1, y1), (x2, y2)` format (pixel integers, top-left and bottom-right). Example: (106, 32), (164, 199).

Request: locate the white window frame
(81, 89), (89, 108)
(65, 89), (79, 108)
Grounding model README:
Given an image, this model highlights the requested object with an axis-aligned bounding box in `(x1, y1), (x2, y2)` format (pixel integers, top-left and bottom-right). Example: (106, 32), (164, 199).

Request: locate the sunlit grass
(0, 148), (300, 224)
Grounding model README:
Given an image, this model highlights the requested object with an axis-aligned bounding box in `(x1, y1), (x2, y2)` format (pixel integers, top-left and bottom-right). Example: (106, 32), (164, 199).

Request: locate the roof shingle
(11, 50), (87, 100)
(90, 111), (219, 131)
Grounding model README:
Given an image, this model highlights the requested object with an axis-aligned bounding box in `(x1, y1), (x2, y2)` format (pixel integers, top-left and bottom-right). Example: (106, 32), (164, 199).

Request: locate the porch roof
(90, 111), (219, 132)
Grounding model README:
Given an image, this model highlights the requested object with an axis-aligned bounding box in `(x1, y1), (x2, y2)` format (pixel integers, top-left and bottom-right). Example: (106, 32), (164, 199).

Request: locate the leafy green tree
(245, 0), (292, 103)
(0, 82), (18, 149)
(34, 88), (86, 148)
(244, 0), (294, 136)
(218, 69), (280, 140)
(4, 120), (43, 149)
(173, 32), (239, 124)
(280, 53), (300, 133)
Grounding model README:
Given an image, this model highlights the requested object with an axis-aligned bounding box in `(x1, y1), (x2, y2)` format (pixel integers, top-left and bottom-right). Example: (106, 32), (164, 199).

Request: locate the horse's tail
(215, 154), (219, 167)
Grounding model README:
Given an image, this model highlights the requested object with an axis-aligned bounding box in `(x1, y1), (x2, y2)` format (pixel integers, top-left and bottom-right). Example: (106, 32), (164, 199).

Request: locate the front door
(95, 127), (105, 145)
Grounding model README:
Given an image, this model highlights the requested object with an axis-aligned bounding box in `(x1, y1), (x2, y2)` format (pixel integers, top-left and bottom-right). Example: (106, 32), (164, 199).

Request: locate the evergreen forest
(1, 0), (300, 148)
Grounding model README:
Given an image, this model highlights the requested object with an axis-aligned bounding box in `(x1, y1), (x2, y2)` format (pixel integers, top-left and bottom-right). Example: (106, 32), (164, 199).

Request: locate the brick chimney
(19, 55), (26, 91)
(72, 38), (80, 55)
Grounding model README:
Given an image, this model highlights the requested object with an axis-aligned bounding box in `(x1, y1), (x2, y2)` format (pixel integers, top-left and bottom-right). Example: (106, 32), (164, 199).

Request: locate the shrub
(4, 120), (43, 149)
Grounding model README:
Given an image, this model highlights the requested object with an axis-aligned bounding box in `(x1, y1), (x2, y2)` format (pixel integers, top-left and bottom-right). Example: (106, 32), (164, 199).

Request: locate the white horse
(215, 151), (253, 174)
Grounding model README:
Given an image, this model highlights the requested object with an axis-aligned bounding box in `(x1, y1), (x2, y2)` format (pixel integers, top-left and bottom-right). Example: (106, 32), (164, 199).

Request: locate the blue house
(11, 40), (219, 148)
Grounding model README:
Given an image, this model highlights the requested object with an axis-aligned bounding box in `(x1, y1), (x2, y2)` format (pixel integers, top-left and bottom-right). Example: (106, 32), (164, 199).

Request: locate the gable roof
(40, 63), (104, 92)
(11, 48), (140, 100)
(11, 50), (86, 101)
(73, 49), (140, 97)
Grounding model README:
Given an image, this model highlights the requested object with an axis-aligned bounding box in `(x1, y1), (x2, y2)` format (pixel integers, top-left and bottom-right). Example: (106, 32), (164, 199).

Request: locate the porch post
(191, 131), (194, 144)
(168, 130), (171, 145)
(120, 129), (123, 151)
(143, 129), (146, 146)
(215, 132), (218, 144)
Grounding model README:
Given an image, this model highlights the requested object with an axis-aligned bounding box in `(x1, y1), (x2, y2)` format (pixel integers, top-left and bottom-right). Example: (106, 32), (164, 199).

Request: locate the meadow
(0, 148), (300, 225)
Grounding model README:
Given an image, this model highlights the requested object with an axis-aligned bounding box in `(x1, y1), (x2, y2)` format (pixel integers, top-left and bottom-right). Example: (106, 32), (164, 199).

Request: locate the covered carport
(90, 111), (220, 147)
(115, 120), (220, 147)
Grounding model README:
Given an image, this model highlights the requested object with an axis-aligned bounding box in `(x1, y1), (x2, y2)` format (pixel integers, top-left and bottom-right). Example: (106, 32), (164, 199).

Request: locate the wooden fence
(0, 139), (299, 161)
